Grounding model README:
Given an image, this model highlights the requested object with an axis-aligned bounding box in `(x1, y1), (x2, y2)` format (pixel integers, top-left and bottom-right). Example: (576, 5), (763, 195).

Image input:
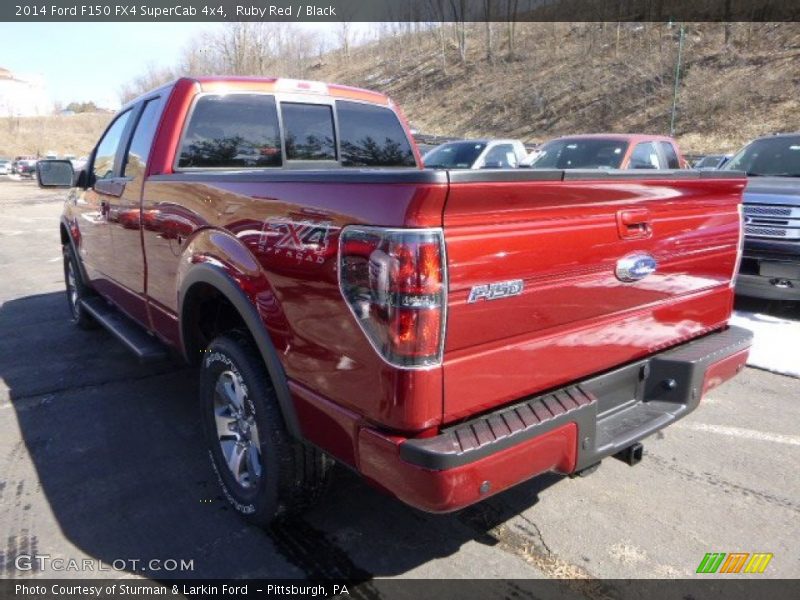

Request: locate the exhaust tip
(614, 442), (644, 466)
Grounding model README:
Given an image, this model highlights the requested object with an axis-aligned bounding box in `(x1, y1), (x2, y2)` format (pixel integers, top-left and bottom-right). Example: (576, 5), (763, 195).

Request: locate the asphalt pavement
(0, 178), (797, 589)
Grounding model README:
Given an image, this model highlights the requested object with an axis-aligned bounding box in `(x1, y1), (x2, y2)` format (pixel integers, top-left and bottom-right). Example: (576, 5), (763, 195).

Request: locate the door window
(629, 142), (661, 169)
(92, 111), (132, 181)
(658, 141), (681, 169)
(483, 144), (516, 168)
(124, 97), (165, 178)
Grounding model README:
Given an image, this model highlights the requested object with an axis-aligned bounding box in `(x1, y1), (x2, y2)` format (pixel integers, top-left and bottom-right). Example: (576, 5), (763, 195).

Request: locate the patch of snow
(731, 310), (800, 379)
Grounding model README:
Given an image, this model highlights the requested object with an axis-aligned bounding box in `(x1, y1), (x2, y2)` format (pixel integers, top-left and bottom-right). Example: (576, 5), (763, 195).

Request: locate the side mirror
(37, 159), (75, 188)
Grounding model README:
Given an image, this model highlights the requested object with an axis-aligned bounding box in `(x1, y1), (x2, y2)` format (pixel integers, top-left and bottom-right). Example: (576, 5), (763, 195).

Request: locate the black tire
(63, 244), (97, 330)
(200, 332), (333, 526)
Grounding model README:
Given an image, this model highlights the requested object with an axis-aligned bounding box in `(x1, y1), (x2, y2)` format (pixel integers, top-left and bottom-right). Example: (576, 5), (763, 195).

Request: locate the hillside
(2, 23), (798, 158)
(314, 22), (800, 154)
(0, 113), (111, 158)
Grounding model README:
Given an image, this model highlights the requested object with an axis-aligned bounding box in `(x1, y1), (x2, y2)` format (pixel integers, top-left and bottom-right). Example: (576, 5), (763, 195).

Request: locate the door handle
(616, 208), (652, 240)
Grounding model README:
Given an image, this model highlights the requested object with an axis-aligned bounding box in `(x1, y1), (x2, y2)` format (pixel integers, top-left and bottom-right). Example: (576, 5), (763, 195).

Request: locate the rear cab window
(336, 100), (415, 167)
(176, 91), (416, 170)
(177, 94), (282, 168)
(281, 103), (336, 161)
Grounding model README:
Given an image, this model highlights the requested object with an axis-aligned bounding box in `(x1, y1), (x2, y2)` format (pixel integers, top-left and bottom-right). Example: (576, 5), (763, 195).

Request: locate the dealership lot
(0, 179), (798, 584)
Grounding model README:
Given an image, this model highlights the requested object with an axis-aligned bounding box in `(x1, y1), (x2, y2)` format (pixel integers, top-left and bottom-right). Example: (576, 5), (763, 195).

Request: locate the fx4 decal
(257, 218), (337, 264)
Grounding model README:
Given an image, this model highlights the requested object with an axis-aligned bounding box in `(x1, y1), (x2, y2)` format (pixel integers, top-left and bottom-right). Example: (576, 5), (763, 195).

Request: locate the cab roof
(123, 76), (391, 110)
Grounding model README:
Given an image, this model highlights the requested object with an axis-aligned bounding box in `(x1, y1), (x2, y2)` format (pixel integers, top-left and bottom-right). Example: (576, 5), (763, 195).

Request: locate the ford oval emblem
(615, 253), (657, 282)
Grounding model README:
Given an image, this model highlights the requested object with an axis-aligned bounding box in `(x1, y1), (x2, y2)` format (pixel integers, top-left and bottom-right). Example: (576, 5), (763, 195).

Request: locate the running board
(80, 297), (168, 363)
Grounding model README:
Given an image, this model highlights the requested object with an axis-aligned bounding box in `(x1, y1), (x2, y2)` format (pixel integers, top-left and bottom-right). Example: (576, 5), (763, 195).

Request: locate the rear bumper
(736, 247), (800, 300)
(736, 272), (800, 301)
(736, 274), (800, 301)
(358, 325), (752, 512)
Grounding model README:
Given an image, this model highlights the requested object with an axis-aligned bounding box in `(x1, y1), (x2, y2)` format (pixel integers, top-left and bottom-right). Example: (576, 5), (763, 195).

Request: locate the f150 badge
(467, 279), (524, 303)
(615, 253), (657, 282)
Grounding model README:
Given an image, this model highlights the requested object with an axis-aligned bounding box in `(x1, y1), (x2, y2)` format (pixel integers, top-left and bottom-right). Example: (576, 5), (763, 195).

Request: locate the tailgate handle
(617, 208), (652, 240)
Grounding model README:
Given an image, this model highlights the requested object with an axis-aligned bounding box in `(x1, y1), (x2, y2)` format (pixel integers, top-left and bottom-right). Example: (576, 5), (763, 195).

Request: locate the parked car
(37, 76), (750, 526)
(724, 133), (800, 300)
(694, 154), (732, 170)
(524, 134), (688, 170)
(70, 156), (87, 171)
(423, 139), (528, 169)
(0, 159), (11, 175)
(12, 155), (36, 174)
(15, 159), (38, 178)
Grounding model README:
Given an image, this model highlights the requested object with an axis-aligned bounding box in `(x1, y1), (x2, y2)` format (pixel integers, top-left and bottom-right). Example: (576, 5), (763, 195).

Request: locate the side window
(92, 111), (132, 181)
(629, 142), (660, 169)
(483, 144), (516, 168)
(281, 103), (336, 161)
(177, 94), (281, 168)
(336, 100), (416, 167)
(659, 141), (681, 169)
(124, 97), (165, 178)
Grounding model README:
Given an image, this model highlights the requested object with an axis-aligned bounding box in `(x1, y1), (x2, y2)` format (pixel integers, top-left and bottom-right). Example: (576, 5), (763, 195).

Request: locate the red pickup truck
(37, 76), (752, 526)
(525, 134), (690, 170)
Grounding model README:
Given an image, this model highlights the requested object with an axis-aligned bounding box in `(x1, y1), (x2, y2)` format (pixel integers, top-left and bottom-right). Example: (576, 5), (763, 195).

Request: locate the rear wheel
(63, 244), (97, 329)
(200, 332), (333, 526)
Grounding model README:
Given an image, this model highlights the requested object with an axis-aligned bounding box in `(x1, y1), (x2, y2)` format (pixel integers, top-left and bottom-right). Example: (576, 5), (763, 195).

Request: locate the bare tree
(338, 22), (352, 60)
(448, 0), (468, 64)
(484, 1), (494, 63)
(118, 63), (175, 103)
(505, 0), (519, 60)
(426, 1), (449, 73)
(119, 23), (322, 103)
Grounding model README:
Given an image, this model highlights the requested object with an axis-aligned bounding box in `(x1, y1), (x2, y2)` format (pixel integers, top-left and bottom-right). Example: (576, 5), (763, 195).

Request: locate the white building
(0, 67), (49, 117)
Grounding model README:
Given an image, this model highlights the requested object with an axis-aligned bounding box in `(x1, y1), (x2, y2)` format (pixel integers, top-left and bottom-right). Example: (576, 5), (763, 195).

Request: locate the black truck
(725, 134), (800, 301)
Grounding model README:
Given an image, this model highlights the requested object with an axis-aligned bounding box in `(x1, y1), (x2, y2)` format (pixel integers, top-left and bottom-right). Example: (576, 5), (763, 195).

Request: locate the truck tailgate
(441, 170), (746, 423)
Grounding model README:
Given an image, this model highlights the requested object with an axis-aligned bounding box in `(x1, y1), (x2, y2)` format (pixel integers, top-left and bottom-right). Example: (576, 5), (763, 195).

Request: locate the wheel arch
(60, 217), (90, 284)
(178, 263), (301, 439)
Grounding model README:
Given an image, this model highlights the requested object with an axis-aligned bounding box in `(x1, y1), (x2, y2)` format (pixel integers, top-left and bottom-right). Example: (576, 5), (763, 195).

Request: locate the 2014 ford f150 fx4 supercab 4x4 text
(37, 77), (752, 526)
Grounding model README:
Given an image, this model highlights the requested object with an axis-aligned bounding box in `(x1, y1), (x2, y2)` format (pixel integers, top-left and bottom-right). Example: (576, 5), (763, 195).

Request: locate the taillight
(339, 227), (446, 368)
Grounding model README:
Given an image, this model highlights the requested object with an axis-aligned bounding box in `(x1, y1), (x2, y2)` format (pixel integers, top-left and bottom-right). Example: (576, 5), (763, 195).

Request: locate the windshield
(725, 136), (800, 177)
(695, 155), (724, 169)
(527, 138), (628, 169)
(424, 142), (486, 169)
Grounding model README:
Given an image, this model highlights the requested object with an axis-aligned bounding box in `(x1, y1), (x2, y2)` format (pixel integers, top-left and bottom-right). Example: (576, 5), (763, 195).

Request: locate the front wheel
(63, 245), (97, 329)
(200, 332), (333, 526)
